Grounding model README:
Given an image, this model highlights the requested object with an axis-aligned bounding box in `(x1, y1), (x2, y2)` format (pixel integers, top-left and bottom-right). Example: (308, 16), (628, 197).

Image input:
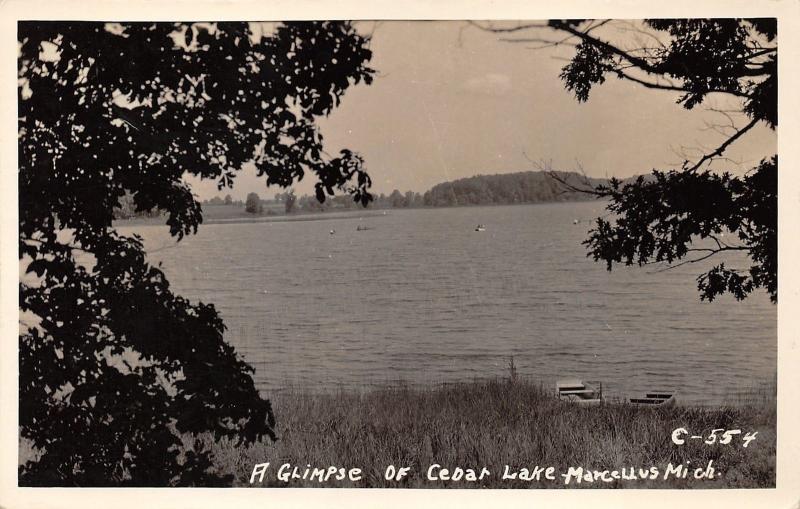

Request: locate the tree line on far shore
(182, 170), (605, 217)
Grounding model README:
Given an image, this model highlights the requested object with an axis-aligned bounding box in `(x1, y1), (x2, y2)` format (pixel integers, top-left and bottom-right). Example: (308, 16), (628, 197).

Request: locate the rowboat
(556, 379), (603, 405)
(629, 392), (676, 407)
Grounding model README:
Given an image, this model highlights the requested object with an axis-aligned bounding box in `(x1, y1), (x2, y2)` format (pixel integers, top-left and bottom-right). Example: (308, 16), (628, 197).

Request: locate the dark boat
(629, 392), (676, 407)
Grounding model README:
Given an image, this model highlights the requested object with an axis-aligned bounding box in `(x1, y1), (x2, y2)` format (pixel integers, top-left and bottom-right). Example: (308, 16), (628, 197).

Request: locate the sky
(189, 20), (776, 201)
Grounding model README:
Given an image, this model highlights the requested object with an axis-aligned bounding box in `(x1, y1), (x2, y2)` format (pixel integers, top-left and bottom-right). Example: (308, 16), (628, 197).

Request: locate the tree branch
(480, 20), (755, 100)
(650, 250), (723, 273)
(468, 20), (550, 33)
(611, 68), (691, 93)
(684, 117), (759, 172)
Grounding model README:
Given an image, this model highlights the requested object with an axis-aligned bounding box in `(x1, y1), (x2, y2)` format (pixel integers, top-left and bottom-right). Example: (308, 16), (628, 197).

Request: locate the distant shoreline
(113, 199), (606, 229)
(113, 208), (392, 228)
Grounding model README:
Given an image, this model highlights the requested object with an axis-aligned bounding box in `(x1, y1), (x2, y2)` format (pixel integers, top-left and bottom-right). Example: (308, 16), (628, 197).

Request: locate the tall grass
(211, 376), (775, 488)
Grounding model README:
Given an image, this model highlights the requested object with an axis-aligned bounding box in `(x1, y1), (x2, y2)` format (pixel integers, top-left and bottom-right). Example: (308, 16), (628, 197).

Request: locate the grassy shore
(211, 377), (776, 488)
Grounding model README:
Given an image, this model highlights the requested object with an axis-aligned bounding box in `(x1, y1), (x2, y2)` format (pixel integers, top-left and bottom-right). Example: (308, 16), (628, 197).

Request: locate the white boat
(629, 391), (676, 408)
(556, 379), (603, 405)
(475, 224), (486, 232)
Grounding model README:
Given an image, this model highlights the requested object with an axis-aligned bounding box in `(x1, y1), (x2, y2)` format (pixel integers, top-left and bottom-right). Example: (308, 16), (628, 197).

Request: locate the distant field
(211, 377), (776, 489)
(203, 202), (286, 220)
(192, 202), (287, 221)
(113, 203), (272, 226)
(113, 203), (386, 227)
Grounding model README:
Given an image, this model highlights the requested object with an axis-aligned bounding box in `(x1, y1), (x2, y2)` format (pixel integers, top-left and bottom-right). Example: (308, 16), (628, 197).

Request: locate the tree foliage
(18, 21), (374, 486)
(423, 171), (604, 207)
(112, 191), (163, 220)
(481, 19), (777, 302)
(284, 189), (297, 214)
(245, 192), (263, 214)
(289, 170), (599, 211)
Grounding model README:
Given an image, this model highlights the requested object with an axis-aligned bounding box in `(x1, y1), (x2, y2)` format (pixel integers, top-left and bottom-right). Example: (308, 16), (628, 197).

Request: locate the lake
(122, 201), (776, 405)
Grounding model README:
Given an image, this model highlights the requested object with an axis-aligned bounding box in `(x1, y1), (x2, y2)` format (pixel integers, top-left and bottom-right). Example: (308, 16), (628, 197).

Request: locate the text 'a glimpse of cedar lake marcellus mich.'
(248, 461), (720, 486)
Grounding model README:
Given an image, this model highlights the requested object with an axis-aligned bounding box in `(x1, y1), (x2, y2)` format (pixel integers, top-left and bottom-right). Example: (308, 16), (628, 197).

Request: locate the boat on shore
(555, 379), (603, 405)
(629, 391), (676, 407)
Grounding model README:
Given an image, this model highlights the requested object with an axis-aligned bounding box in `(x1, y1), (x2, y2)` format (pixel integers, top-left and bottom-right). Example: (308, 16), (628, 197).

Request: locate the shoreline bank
(212, 377), (776, 488)
(19, 377), (775, 487)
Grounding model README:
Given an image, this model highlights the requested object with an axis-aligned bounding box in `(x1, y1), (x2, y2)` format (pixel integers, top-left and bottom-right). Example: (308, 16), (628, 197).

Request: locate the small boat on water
(356, 225), (369, 231)
(629, 391), (676, 407)
(556, 379), (603, 405)
(475, 224), (486, 232)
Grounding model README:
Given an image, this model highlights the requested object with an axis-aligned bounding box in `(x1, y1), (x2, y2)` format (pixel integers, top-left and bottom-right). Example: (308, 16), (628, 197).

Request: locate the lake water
(122, 202), (776, 405)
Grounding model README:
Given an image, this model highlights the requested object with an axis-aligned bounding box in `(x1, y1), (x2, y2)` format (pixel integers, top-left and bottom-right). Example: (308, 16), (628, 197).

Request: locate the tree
(377, 192), (388, 208)
(113, 191), (161, 219)
(224, 194), (233, 205)
(284, 188), (297, 214)
(389, 189), (405, 208)
(331, 194), (356, 209)
(298, 193), (329, 212)
(479, 19), (777, 302)
(18, 21), (374, 486)
(245, 192), (263, 214)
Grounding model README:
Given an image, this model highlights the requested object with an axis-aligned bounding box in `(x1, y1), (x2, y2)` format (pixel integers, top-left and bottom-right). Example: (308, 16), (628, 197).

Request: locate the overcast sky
(189, 20), (776, 201)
